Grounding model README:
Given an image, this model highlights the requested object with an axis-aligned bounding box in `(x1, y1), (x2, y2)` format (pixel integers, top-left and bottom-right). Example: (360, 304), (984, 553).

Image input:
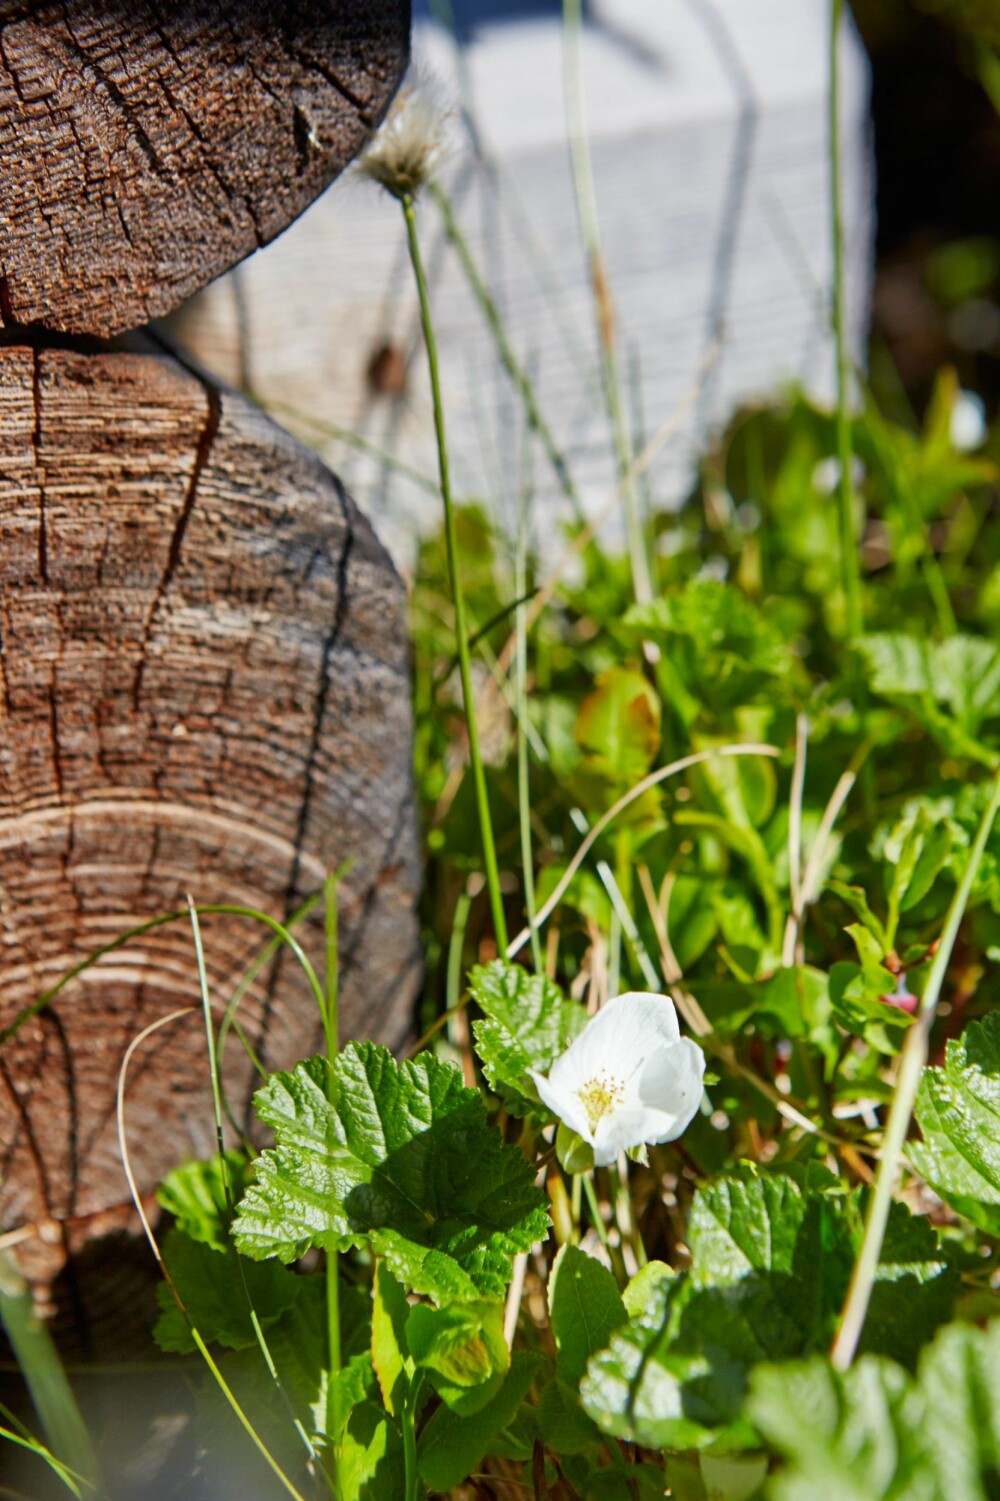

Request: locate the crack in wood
(130, 373), (221, 714)
(60, 6), (169, 180)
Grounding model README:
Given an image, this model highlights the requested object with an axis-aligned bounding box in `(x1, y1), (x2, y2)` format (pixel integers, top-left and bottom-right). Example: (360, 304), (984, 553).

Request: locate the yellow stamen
(577, 1073), (625, 1134)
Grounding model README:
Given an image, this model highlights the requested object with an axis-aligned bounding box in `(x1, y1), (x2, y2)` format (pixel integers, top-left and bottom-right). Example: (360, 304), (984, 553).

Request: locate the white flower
(530, 992), (706, 1166)
(950, 390), (986, 452)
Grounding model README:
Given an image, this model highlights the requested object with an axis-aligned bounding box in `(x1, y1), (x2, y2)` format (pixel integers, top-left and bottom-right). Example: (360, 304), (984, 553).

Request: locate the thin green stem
(402, 191), (509, 950)
(562, 0), (652, 606)
(1, 903), (327, 1047)
(831, 767), (1000, 1371)
(430, 181), (588, 529)
(516, 445), (544, 974)
(446, 888), (474, 1019)
(191, 1331), (310, 1501)
(830, 0), (864, 639)
(402, 1373), (425, 1501)
(580, 1172), (610, 1249)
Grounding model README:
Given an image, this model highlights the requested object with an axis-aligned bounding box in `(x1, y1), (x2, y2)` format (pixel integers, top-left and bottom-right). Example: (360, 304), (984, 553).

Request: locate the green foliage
(417, 1353), (541, 1492)
(579, 1173), (957, 1453)
(154, 1228), (301, 1354)
(469, 959), (586, 1115)
(156, 1152), (250, 1250)
(748, 1320), (1000, 1501)
(232, 1043), (548, 1302)
(910, 1012), (1000, 1233)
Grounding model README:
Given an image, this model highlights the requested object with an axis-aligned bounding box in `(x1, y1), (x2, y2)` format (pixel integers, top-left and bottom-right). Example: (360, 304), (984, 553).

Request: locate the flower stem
(516, 448), (545, 975)
(402, 192), (509, 950)
(831, 767), (1000, 1371)
(402, 1373), (425, 1501)
(430, 180), (588, 530)
(580, 1171), (610, 1248)
(829, 0), (864, 640)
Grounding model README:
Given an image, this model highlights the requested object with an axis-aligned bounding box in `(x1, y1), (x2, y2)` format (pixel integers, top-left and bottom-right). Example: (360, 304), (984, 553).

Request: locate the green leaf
(157, 1152), (250, 1251)
(910, 1012), (1000, 1233)
(748, 1321), (1000, 1501)
(371, 1262), (410, 1418)
(470, 959), (586, 1116)
(153, 1227), (300, 1354)
(873, 805), (954, 944)
(406, 1298), (508, 1414)
(826, 881), (888, 949)
(339, 1400), (405, 1501)
(828, 927), (911, 1052)
(579, 1173), (956, 1453)
(919, 1318), (1000, 1498)
(857, 633), (999, 762)
(748, 1355), (931, 1500)
(937, 635), (1000, 735)
(555, 1122), (595, 1174)
(417, 1351), (541, 1492)
(622, 1261), (674, 1319)
(574, 667), (661, 785)
(232, 1044), (549, 1303)
(858, 632), (936, 699)
(537, 1376), (601, 1456)
(628, 582), (789, 722)
(549, 1244), (628, 1388)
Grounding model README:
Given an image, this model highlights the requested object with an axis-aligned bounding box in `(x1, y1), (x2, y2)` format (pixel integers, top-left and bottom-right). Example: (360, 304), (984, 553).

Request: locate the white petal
(567, 991), (680, 1081)
(591, 1105), (652, 1164)
(636, 1039), (706, 1141)
(529, 1068), (594, 1144)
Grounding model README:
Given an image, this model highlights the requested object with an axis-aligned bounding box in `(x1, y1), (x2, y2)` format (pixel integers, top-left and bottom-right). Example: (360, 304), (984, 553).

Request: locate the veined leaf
(470, 959), (586, 1116)
(549, 1244), (627, 1388)
(417, 1352), (541, 1492)
(579, 1173), (956, 1453)
(748, 1320), (1000, 1501)
(154, 1228), (300, 1354)
(371, 1262), (410, 1418)
(910, 1012), (1000, 1234)
(233, 1044), (549, 1303)
(748, 1355), (930, 1500)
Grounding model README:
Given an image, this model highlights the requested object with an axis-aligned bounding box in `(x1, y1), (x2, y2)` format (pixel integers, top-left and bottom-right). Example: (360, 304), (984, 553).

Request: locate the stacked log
(0, 0), (416, 1354)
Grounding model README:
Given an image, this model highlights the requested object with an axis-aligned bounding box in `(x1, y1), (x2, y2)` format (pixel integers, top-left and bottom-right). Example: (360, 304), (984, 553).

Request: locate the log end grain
(0, 335), (421, 1348)
(0, 0), (410, 335)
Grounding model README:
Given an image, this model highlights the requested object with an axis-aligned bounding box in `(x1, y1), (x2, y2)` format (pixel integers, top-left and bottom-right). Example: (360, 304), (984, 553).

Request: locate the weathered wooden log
(0, 334), (421, 1348)
(0, 0), (409, 337)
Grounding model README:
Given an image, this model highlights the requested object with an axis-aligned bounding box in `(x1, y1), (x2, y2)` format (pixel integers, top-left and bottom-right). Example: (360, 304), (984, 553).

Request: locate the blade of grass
(115, 1007), (312, 1501)
(516, 432), (545, 974)
(320, 864), (352, 1488)
(186, 900), (330, 1485)
(1, 903), (326, 1047)
(830, 0), (864, 638)
(506, 743), (779, 959)
(562, 0), (652, 607)
(0, 1256), (97, 1496)
(401, 188), (509, 949)
(0, 1417), (85, 1499)
(831, 766), (1000, 1370)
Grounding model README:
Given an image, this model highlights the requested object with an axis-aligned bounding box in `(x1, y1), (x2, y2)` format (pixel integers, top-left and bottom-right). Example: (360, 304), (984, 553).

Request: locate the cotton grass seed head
(529, 991), (707, 1166)
(360, 75), (449, 201)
